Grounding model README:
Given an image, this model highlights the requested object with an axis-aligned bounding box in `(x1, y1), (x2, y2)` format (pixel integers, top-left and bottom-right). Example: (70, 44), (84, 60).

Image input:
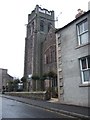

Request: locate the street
(1, 97), (70, 118)
(0, 96), (2, 120)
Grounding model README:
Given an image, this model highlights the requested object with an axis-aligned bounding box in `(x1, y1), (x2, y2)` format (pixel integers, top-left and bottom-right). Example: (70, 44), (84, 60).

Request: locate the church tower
(24, 5), (55, 79)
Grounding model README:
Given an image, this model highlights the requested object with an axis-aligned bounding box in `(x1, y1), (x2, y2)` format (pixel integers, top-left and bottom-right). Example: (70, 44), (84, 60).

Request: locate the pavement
(1, 94), (90, 119)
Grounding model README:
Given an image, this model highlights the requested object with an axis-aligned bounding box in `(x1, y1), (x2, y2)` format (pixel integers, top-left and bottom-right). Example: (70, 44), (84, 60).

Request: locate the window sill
(79, 83), (90, 87)
(75, 42), (90, 49)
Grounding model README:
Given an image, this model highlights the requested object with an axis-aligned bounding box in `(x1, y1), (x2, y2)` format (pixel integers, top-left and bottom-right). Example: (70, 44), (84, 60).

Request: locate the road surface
(1, 97), (71, 118)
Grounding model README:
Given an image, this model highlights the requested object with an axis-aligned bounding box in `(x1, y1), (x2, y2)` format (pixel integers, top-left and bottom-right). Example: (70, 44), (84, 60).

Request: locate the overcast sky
(0, 0), (89, 79)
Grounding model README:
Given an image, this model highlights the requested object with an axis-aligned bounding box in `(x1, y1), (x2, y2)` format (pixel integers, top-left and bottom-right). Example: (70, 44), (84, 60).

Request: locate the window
(50, 50), (52, 63)
(80, 56), (90, 84)
(48, 23), (52, 32)
(40, 20), (44, 31)
(46, 56), (49, 64)
(27, 25), (31, 36)
(77, 20), (88, 45)
(31, 22), (34, 35)
(32, 22), (34, 30)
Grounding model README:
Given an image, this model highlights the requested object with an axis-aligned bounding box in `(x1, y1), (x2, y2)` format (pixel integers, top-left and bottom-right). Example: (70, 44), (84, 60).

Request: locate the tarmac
(1, 94), (90, 119)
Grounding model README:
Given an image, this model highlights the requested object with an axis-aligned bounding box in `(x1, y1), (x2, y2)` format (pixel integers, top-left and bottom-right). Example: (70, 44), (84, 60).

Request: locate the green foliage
(51, 87), (58, 98)
(32, 75), (40, 80)
(47, 71), (57, 78)
(7, 81), (14, 92)
(42, 73), (48, 80)
(13, 79), (20, 91)
(31, 72), (57, 81)
(13, 79), (20, 84)
(40, 74), (47, 80)
(21, 77), (27, 91)
(42, 73), (48, 78)
(21, 77), (27, 83)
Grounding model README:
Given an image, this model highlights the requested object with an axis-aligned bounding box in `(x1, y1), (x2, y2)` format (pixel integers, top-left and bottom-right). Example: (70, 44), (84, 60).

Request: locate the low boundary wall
(5, 91), (51, 100)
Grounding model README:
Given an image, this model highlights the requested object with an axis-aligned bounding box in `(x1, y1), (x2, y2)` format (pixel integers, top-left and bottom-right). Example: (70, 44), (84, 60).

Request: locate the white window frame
(80, 56), (90, 84)
(77, 20), (88, 45)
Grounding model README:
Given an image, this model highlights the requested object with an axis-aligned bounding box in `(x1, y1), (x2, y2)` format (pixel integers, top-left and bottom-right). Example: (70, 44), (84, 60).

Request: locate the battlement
(36, 5), (53, 15)
(28, 5), (54, 23)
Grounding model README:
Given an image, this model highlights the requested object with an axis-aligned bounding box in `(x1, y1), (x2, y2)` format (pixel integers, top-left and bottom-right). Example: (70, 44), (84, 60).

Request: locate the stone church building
(24, 5), (57, 91)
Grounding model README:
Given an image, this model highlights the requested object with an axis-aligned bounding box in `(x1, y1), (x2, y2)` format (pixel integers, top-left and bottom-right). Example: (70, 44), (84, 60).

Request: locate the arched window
(48, 23), (52, 32)
(40, 20), (44, 31)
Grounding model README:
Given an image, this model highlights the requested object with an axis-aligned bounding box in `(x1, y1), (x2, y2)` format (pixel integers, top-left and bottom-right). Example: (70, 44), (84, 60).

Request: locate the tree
(21, 77), (27, 91)
(13, 79), (20, 91)
(46, 71), (57, 98)
(7, 81), (14, 92)
(32, 75), (40, 80)
(47, 71), (57, 79)
(21, 77), (27, 83)
(32, 75), (40, 91)
(41, 73), (48, 80)
(39, 74), (47, 91)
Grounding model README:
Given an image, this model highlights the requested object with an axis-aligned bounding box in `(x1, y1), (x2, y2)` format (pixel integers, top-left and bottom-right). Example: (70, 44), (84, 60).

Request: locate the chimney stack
(75, 9), (85, 18)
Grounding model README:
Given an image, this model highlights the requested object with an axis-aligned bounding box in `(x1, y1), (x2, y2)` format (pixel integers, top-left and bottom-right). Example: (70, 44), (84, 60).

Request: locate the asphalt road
(1, 97), (70, 118)
(0, 96), (2, 120)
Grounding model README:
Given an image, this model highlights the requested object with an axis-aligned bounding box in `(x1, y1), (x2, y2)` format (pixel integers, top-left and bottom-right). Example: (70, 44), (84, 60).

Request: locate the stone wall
(42, 27), (57, 74)
(56, 12), (90, 107)
(5, 91), (51, 100)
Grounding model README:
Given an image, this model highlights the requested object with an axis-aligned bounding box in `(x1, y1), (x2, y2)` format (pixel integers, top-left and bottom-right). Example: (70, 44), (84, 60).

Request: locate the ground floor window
(80, 56), (90, 84)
